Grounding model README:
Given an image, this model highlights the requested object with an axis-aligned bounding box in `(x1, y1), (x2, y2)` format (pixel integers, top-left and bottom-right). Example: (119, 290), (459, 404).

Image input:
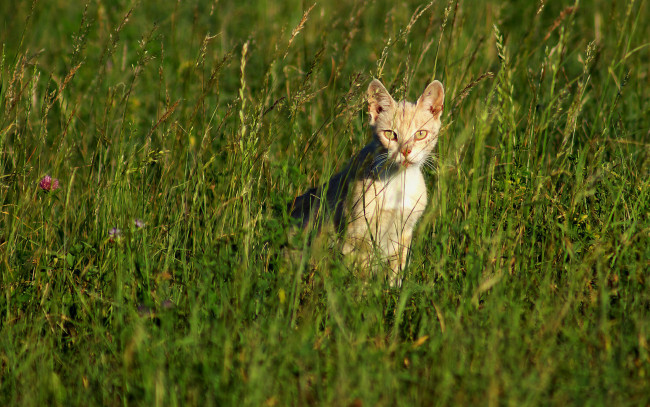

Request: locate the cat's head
(367, 79), (444, 170)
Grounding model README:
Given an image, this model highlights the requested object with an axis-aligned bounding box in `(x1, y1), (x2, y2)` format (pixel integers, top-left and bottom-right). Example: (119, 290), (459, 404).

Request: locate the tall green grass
(1, 0), (648, 405)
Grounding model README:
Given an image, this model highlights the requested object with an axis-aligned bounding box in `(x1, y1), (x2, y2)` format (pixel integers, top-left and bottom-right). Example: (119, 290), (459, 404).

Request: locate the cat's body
(290, 79), (445, 286)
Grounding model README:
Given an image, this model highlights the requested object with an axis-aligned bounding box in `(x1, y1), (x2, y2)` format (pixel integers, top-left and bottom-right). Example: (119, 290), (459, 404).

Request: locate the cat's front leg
(387, 232), (412, 288)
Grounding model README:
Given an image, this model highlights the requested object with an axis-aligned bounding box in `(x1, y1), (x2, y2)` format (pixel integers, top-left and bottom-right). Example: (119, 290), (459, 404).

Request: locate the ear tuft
(367, 79), (394, 124)
(417, 80), (445, 120)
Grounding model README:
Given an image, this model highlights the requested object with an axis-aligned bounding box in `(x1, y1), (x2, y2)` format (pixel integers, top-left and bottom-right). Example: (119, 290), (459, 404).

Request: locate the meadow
(1, 0), (649, 405)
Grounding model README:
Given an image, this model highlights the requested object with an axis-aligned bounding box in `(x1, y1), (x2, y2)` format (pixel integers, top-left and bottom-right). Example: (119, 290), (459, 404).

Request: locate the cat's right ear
(367, 79), (394, 124)
(417, 80), (445, 120)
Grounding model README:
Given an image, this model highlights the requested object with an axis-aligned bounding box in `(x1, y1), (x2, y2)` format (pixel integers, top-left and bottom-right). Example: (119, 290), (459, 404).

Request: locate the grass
(1, 0), (649, 405)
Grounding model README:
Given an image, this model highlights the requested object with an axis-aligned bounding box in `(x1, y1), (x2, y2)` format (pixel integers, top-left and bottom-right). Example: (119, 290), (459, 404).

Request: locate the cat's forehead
(380, 100), (433, 129)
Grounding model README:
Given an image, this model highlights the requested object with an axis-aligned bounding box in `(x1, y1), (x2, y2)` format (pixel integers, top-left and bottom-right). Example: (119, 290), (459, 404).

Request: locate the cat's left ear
(367, 79), (395, 124)
(417, 80), (444, 120)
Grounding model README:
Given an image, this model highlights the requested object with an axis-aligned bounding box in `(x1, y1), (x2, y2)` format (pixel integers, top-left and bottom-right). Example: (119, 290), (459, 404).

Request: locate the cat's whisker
(423, 155), (439, 171)
(424, 155), (438, 166)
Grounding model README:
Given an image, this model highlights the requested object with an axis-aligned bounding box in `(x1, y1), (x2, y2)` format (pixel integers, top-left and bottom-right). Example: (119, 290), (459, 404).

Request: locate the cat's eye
(383, 130), (398, 141)
(414, 130), (428, 141)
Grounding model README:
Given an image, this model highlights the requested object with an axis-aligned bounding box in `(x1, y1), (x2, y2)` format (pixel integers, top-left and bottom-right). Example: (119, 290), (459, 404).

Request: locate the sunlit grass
(1, 0), (648, 405)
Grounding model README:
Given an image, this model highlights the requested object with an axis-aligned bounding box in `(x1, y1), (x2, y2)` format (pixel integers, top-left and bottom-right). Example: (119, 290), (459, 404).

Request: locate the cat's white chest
(345, 165), (427, 259)
(376, 166), (427, 213)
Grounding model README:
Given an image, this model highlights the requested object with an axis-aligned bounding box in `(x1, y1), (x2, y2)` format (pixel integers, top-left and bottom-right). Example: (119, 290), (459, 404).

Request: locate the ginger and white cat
(290, 79), (445, 286)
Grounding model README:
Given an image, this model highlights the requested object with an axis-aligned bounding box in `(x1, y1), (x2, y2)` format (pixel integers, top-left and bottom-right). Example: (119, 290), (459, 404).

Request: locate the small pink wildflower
(39, 175), (60, 192)
(108, 227), (122, 242)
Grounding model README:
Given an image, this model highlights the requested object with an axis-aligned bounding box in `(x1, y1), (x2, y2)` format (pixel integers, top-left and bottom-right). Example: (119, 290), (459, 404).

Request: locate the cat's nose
(401, 148), (411, 157)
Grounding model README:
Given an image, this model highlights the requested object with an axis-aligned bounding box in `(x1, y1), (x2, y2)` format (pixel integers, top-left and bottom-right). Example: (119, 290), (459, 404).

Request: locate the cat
(289, 78), (445, 286)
